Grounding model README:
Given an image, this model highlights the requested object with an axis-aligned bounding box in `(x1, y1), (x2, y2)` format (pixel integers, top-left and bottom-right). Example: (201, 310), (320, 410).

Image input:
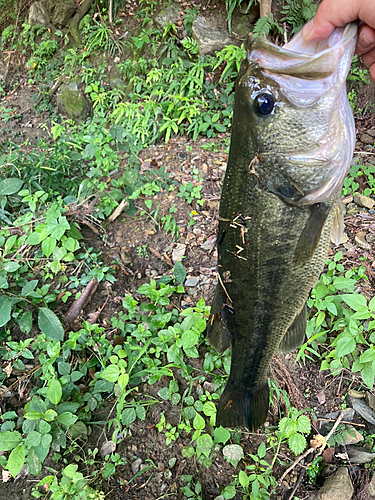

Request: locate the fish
(208, 22), (357, 431)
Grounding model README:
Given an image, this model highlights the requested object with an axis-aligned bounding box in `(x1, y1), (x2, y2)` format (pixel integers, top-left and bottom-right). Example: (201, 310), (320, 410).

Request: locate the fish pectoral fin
(293, 202), (331, 268)
(278, 302), (307, 353)
(217, 381), (269, 431)
(207, 285), (232, 354)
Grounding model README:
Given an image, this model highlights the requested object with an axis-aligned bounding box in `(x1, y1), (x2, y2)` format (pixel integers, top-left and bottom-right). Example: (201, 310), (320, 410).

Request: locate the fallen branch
(69, 0), (94, 45)
(65, 278), (98, 324)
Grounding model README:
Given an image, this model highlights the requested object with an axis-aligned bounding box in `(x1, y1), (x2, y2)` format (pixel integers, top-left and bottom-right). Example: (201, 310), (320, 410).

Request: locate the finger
(361, 45), (375, 69)
(355, 24), (375, 54)
(370, 63), (375, 81)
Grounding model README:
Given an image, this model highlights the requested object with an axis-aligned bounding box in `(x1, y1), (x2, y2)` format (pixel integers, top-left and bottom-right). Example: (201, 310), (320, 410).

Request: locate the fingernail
(358, 30), (371, 51)
(302, 19), (314, 40)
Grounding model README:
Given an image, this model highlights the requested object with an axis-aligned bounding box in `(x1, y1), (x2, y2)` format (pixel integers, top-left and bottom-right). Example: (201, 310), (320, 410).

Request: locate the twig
(217, 273), (232, 304)
(0, 365), (41, 399)
(278, 411), (345, 485)
(65, 278), (98, 324)
(317, 418), (365, 428)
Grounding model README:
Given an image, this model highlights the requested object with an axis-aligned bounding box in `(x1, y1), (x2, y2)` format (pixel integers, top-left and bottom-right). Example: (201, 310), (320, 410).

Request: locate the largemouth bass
(208, 23), (357, 430)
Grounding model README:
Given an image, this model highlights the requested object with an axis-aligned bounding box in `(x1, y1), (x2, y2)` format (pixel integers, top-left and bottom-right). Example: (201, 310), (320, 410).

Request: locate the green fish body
(208, 23), (357, 430)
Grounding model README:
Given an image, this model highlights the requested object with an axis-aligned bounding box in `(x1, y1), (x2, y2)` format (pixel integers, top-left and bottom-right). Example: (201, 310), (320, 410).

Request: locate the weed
(281, 0), (317, 34)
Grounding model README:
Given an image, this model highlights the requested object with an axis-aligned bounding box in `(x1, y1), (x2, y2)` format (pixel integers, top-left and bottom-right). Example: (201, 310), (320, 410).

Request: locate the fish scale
(208, 22), (357, 430)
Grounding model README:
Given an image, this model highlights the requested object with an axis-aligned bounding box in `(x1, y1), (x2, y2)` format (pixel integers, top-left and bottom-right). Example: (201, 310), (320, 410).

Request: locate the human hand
(302, 0), (375, 80)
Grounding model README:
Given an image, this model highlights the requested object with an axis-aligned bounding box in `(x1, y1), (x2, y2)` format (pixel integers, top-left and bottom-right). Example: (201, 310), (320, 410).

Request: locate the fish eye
(255, 93), (275, 115)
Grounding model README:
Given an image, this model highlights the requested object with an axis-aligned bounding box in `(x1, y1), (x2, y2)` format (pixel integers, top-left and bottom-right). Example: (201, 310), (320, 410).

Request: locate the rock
(57, 78), (90, 123)
(321, 408), (355, 422)
(340, 425), (363, 445)
(155, 2), (181, 29)
(345, 446), (375, 464)
(360, 133), (375, 145)
(355, 232), (372, 251)
(172, 243), (186, 262)
(28, 2), (50, 26)
(318, 467), (353, 500)
(185, 277), (199, 287)
(366, 234), (375, 244)
(231, 8), (257, 37)
(131, 458), (142, 475)
(192, 16), (232, 56)
(368, 473), (375, 496)
(108, 65), (126, 91)
(366, 129), (375, 137)
(353, 193), (375, 209)
(201, 236), (217, 251)
(50, 0), (76, 27)
(348, 396), (375, 425)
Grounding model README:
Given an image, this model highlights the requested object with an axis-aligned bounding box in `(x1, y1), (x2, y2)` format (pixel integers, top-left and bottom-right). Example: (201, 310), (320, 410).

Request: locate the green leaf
(297, 415), (311, 434)
(0, 430), (22, 451)
(257, 441), (266, 458)
(25, 430), (41, 448)
(24, 411), (43, 420)
(174, 261), (186, 284)
(238, 470), (250, 488)
(196, 433), (213, 458)
(38, 307), (64, 341)
(21, 280), (38, 297)
(213, 426), (230, 445)
(193, 412), (205, 430)
(223, 444), (244, 468)
(341, 294), (367, 311)
(181, 330), (199, 349)
(100, 364), (120, 383)
(7, 444), (25, 477)
(335, 335), (356, 358)
(202, 401), (216, 417)
(288, 432), (307, 455)
(56, 412), (78, 426)
(279, 417), (298, 438)
(361, 366), (375, 390)
(26, 232), (40, 245)
(41, 237), (56, 258)
(47, 379), (62, 405)
(0, 296), (12, 327)
(44, 409), (57, 422)
(4, 261), (20, 272)
(122, 407), (136, 426)
(0, 178), (23, 195)
(222, 485), (236, 499)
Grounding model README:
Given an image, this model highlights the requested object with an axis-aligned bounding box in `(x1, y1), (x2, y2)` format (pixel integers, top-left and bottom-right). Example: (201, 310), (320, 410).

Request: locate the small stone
(319, 467), (353, 500)
(201, 236), (217, 251)
(355, 232), (371, 251)
(353, 193), (375, 209)
(131, 458), (142, 475)
(346, 446), (375, 464)
(366, 234), (375, 244)
(28, 2), (50, 26)
(360, 133), (375, 145)
(185, 277), (199, 287)
(367, 129), (375, 137)
(172, 243), (186, 263)
(340, 425), (363, 445)
(368, 473), (375, 495)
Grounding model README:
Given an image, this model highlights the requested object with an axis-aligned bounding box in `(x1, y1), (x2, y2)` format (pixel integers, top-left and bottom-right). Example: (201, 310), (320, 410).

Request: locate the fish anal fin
(279, 303), (307, 353)
(207, 286), (232, 354)
(217, 381), (269, 431)
(293, 202), (331, 268)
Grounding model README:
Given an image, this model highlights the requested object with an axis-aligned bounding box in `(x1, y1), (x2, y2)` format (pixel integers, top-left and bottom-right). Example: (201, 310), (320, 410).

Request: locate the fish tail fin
(217, 381), (269, 431)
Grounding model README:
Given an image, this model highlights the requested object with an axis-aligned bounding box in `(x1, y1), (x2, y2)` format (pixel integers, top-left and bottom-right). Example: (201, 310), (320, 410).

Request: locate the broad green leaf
(0, 430), (22, 451)
(222, 485), (236, 499)
(193, 412), (205, 430)
(361, 366), (375, 390)
(41, 236), (56, 258)
(24, 410), (43, 420)
(21, 280), (38, 297)
(341, 294), (367, 311)
(238, 470), (250, 488)
(26, 232), (40, 245)
(257, 441), (266, 458)
(7, 444), (25, 477)
(223, 444), (244, 468)
(335, 335), (356, 358)
(181, 330), (199, 349)
(118, 373), (129, 389)
(100, 364), (120, 383)
(202, 401), (216, 417)
(297, 415), (311, 434)
(122, 407), (136, 426)
(196, 433), (213, 458)
(47, 379), (62, 405)
(4, 235), (17, 255)
(44, 409), (57, 422)
(56, 412), (78, 426)
(4, 261), (20, 272)
(174, 261), (186, 284)
(0, 296), (12, 327)
(213, 426), (230, 445)
(25, 430), (41, 448)
(288, 432), (307, 455)
(0, 178), (23, 195)
(359, 348), (375, 364)
(38, 307), (64, 341)
(369, 296), (375, 312)
(27, 448), (41, 476)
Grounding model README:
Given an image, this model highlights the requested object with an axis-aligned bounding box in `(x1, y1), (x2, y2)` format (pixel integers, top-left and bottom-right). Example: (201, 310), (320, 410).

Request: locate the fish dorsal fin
(207, 286), (232, 354)
(331, 200), (345, 245)
(293, 202), (331, 268)
(278, 303), (307, 353)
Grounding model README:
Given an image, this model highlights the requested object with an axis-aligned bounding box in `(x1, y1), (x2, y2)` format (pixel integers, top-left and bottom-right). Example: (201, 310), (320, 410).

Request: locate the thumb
(302, 15), (336, 42)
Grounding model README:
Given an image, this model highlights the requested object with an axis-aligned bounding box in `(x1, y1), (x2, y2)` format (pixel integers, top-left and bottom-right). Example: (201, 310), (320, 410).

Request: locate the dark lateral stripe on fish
(217, 381), (269, 431)
(293, 202), (331, 268)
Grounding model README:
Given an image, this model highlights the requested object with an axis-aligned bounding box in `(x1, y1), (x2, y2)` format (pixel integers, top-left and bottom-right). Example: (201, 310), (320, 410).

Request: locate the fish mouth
(246, 22), (358, 206)
(247, 22), (358, 80)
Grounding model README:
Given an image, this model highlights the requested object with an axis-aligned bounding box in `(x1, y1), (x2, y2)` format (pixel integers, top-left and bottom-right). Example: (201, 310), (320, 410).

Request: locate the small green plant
(178, 182), (204, 205)
(281, 0), (317, 34)
(253, 14), (283, 38)
(342, 160), (375, 196)
(183, 7), (199, 36)
(278, 407), (311, 455)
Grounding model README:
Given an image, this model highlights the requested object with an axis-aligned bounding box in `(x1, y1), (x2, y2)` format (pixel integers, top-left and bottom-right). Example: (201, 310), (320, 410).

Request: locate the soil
(0, 3), (375, 500)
